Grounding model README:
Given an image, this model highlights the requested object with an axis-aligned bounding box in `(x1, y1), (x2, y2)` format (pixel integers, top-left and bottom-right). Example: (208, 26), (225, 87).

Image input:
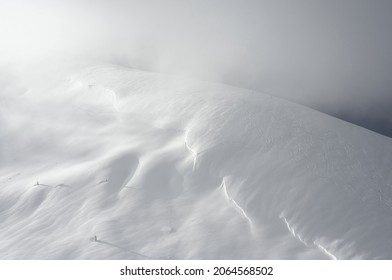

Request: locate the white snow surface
(1, 59), (392, 259)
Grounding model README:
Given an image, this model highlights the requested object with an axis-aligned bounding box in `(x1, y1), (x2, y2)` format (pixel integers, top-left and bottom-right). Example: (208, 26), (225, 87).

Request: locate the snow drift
(0, 59), (391, 259)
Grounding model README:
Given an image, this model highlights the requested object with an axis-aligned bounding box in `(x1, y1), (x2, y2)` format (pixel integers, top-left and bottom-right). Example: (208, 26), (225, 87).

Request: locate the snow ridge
(280, 215), (337, 260)
(314, 241), (338, 260)
(280, 215), (308, 246)
(184, 130), (197, 171)
(221, 179), (253, 226)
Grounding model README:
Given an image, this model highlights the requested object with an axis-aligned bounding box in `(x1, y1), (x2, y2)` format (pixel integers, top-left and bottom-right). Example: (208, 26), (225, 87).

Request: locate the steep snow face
(0, 60), (391, 259)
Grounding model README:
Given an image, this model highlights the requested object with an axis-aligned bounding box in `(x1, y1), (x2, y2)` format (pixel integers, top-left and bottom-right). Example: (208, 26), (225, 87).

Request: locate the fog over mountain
(1, 0), (392, 260)
(1, 0), (392, 136)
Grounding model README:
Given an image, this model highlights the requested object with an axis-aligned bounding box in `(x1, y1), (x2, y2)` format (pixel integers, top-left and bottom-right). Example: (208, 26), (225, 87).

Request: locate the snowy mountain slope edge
(0, 60), (391, 259)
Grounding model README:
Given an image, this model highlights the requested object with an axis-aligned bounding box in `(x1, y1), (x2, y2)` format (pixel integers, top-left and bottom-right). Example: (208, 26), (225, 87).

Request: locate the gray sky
(1, 0), (392, 136)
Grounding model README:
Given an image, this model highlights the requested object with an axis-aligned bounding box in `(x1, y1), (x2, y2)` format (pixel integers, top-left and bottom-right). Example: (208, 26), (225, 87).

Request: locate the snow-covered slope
(1, 59), (391, 259)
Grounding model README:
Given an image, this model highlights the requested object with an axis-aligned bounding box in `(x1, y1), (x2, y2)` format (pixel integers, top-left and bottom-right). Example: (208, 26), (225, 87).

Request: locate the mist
(1, 0), (391, 136)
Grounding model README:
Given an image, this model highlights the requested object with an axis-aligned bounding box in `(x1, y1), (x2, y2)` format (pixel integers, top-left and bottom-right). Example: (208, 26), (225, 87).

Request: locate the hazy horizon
(1, 0), (391, 136)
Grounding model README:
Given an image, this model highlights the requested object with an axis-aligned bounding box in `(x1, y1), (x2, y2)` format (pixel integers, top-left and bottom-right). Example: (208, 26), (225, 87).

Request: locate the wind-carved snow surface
(1, 59), (392, 259)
